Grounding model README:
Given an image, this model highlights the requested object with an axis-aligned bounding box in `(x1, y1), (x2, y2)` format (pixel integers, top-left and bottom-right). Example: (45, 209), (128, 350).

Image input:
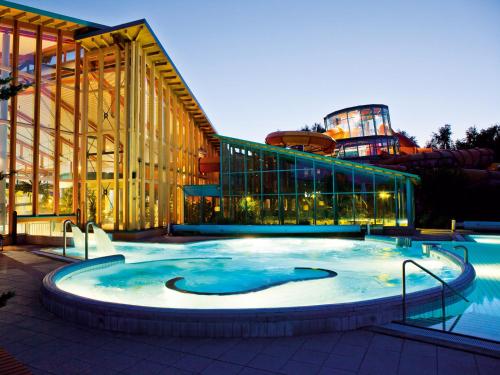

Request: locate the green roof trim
(215, 135), (421, 182)
(0, 0), (106, 29)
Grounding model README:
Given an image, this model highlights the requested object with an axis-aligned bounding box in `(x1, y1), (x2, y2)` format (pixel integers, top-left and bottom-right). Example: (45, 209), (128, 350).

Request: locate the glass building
(185, 136), (418, 227)
(0, 3), (219, 238)
(324, 104), (400, 160)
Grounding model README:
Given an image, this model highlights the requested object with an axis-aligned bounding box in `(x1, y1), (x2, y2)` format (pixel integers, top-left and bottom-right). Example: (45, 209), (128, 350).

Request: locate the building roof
(76, 19), (219, 148)
(0, 0), (105, 31)
(0, 1), (219, 149)
(216, 135), (420, 182)
(324, 104), (389, 120)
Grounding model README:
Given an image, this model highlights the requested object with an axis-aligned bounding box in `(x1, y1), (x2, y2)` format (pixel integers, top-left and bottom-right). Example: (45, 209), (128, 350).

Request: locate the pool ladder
(62, 220), (98, 260)
(62, 219), (75, 258)
(401, 253), (469, 331)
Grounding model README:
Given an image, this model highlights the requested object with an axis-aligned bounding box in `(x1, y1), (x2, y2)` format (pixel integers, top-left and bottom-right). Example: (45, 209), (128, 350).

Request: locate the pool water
(407, 236), (500, 342)
(55, 238), (460, 309)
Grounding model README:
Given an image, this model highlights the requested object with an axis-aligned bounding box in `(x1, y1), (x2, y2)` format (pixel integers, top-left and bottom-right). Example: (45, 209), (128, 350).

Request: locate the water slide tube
(265, 131), (336, 154)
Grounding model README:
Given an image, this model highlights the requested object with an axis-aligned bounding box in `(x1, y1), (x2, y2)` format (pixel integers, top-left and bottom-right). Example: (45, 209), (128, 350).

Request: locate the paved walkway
(0, 249), (499, 375)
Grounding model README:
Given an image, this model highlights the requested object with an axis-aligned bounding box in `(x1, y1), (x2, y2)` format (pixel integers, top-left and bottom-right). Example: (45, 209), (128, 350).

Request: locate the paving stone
(201, 360), (243, 375)
(368, 333), (403, 352)
(358, 347), (400, 375)
(281, 359), (322, 375)
(173, 353), (214, 372)
(120, 359), (168, 375)
(301, 333), (341, 353)
(398, 352), (437, 375)
(323, 352), (364, 372)
(474, 355), (500, 375)
(291, 348), (329, 365)
(247, 353), (290, 372)
(402, 339), (437, 358)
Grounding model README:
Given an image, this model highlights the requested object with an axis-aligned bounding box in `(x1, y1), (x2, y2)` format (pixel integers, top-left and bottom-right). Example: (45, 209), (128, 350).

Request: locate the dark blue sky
(15, 0), (500, 145)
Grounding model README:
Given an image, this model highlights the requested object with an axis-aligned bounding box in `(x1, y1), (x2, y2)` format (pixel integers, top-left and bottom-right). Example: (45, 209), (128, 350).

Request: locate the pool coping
(41, 249), (475, 337)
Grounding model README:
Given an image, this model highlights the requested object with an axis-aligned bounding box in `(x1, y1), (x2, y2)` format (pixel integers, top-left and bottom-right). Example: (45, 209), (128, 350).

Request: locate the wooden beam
(28, 15), (41, 23)
(13, 12), (26, 20)
(113, 46), (121, 230)
(139, 48), (146, 229)
(72, 43), (81, 217)
(0, 9), (10, 16)
(96, 49), (104, 224)
(8, 20), (19, 235)
(148, 61), (155, 229)
(53, 21), (67, 29)
(41, 18), (55, 26)
(80, 52), (89, 223)
(54, 30), (63, 215)
(32, 25), (42, 215)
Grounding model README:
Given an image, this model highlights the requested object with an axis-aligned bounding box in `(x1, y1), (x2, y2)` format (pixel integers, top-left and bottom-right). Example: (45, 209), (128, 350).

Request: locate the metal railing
(453, 245), (469, 264)
(402, 259), (469, 331)
(85, 221), (97, 261)
(62, 220), (75, 257)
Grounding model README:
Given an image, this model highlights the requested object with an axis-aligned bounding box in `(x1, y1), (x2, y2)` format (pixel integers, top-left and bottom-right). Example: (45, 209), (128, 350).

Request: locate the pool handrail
(62, 220), (75, 257)
(84, 221), (97, 260)
(453, 245), (469, 264)
(402, 259), (469, 331)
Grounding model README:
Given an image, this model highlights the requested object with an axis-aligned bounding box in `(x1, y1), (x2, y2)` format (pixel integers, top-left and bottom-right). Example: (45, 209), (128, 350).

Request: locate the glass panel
(279, 169), (295, 194)
(376, 191), (396, 225)
(315, 163), (333, 194)
(316, 194), (333, 225)
(360, 108), (375, 136)
(335, 166), (353, 193)
(298, 195), (314, 225)
(296, 160), (313, 193)
(337, 194), (354, 224)
(0, 24), (12, 233)
(354, 193), (374, 224)
(282, 195), (297, 224)
(262, 195), (279, 224)
(262, 171), (278, 194)
(354, 171), (374, 192)
(347, 110), (361, 137)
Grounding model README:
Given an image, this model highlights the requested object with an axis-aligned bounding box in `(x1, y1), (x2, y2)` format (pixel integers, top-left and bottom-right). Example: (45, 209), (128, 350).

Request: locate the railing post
(85, 221), (95, 261)
(402, 261), (407, 323)
(12, 211), (17, 245)
(62, 219), (73, 257)
(453, 245), (468, 264)
(441, 285), (446, 331)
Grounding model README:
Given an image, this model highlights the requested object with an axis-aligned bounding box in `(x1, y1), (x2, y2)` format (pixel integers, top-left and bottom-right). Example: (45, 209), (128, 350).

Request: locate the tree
(0, 75), (30, 101)
(300, 123), (326, 133)
(456, 124), (500, 160)
(396, 129), (419, 147)
(426, 124), (454, 149)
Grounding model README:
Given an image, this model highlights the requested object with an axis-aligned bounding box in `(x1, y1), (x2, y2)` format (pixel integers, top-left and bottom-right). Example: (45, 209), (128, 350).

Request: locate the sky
(12, 0), (500, 145)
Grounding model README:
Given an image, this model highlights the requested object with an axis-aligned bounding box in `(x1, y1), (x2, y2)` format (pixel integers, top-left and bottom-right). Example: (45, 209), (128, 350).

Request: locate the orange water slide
(265, 131), (336, 154)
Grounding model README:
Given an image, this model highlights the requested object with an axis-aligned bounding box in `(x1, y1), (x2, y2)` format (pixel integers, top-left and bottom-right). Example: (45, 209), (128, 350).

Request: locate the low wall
(173, 224), (362, 235)
(41, 249), (475, 338)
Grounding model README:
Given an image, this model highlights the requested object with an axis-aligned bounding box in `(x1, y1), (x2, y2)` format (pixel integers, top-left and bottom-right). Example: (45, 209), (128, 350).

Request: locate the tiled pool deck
(0, 249), (499, 375)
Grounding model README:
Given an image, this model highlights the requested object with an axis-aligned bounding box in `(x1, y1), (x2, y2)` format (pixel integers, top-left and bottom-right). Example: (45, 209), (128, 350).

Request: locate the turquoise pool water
(54, 238), (460, 309)
(407, 236), (500, 342)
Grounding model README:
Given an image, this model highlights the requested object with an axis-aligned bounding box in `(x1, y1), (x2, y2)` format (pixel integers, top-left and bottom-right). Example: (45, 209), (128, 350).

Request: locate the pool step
(370, 322), (500, 358)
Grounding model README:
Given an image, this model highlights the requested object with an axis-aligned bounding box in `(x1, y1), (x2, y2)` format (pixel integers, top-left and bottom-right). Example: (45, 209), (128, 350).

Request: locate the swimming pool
(407, 236), (500, 342)
(52, 238), (461, 309)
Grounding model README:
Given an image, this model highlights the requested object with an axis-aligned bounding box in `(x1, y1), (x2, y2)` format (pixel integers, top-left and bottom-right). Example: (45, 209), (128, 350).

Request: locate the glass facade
(325, 105), (400, 161)
(325, 104), (392, 139)
(0, 6), (219, 237)
(185, 137), (416, 226)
